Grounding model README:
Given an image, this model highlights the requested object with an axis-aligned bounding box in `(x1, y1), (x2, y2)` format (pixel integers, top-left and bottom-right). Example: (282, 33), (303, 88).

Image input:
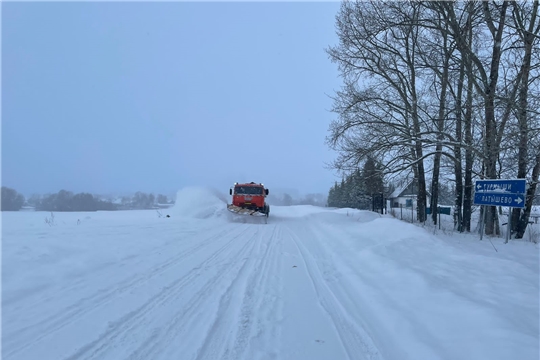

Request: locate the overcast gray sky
(3, 1), (343, 197)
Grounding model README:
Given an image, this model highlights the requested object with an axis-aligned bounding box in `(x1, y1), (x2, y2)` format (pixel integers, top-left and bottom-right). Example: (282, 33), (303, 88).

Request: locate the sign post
(473, 179), (526, 242)
(506, 214), (511, 244)
(478, 206), (490, 241)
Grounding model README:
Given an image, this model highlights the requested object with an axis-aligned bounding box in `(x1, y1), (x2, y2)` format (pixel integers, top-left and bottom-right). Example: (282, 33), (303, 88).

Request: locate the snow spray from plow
(170, 187), (229, 219)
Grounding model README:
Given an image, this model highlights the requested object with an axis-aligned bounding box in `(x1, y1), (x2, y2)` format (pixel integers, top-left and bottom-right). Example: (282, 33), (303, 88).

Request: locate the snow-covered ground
(389, 204), (540, 243)
(2, 187), (539, 360)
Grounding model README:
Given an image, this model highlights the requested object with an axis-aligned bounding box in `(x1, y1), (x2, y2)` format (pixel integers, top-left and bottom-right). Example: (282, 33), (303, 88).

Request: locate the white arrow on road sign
(515, 197), (523, 204)
(476, 183), (482, 190)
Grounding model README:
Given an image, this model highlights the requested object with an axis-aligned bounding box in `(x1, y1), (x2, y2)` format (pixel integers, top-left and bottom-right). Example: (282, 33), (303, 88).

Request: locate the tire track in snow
(5, 224), (244, 360)
(284, 224), (383, 360)
(234, 224), (283, 360)
(61, 226), (257, 360)
(194, 224), (283, 360)
(6, 225), (205, 313)
(124, 227), (261, 360)
(310, 221), (445, 358)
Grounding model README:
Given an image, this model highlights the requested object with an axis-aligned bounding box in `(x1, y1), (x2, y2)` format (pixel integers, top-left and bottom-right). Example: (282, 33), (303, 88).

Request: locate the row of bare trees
(326, 0), (540, 238)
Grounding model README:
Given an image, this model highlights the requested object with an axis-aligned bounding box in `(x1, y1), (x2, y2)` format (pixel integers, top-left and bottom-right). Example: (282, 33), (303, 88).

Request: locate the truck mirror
(229, 189), (232, 195)
(265, 189), (269, 195)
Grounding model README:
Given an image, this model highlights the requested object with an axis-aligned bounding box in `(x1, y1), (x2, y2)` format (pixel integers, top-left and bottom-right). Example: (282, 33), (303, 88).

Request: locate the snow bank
(303, 215), (539, 360)
(271, 205), (381, 225)
(170, 186), (228, 219)
(270, 205), (329, 218)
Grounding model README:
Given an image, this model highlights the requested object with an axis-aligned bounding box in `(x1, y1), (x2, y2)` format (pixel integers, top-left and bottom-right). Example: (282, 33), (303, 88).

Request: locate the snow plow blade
(227, 204), (267, 217)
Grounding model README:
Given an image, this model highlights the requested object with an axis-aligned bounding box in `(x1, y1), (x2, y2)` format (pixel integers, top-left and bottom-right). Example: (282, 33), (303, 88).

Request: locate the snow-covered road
(2, 188), (539, 360)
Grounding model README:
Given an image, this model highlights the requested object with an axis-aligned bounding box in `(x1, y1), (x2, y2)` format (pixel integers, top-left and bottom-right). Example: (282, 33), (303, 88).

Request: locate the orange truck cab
(229, 182), (270, 216)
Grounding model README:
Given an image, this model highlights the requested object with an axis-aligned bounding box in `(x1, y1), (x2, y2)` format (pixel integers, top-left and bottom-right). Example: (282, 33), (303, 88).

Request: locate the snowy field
(2, 187), (539, 360)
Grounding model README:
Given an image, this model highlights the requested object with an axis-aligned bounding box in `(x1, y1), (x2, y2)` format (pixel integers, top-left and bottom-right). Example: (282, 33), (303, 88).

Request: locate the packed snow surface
(3, 187), (539, 360)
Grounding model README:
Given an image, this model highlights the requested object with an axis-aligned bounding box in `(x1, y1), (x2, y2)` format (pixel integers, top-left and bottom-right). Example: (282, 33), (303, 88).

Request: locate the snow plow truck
(227, 182), (270, 219)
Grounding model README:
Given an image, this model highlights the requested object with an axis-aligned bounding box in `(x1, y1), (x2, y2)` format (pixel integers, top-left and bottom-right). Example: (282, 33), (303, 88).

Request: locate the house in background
(388, 179), (431, 209)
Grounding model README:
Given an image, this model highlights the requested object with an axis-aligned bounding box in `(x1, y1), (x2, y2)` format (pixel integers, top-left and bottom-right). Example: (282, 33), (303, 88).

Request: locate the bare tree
(1, 187), (25, 211)
(418, 7), (453, 225)
(508, 0), (540, 238)
(326, 0), (539, 235)
(326, 1), (429, 221)
(436, 1), (536, 235)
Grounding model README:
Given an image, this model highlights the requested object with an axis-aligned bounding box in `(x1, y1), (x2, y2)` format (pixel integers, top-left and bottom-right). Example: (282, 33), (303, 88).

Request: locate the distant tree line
(1, 187), (25, 211)
(37, 190), (117, 211)
(1, 187), (174, 212)
(117, 192), (172, 210)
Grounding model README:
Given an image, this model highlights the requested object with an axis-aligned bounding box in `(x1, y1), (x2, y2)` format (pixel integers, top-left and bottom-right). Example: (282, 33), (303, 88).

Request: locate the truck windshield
(234, 186), (263, 195)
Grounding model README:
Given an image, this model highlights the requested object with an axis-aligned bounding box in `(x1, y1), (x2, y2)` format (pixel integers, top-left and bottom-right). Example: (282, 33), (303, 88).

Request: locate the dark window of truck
(235, 186), (263, 195)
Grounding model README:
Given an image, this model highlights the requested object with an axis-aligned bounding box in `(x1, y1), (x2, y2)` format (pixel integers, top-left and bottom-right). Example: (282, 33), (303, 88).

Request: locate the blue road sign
(474, 179), (526, 194)
(473, 192), (525, 207)
(474, 179), (526, 208)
